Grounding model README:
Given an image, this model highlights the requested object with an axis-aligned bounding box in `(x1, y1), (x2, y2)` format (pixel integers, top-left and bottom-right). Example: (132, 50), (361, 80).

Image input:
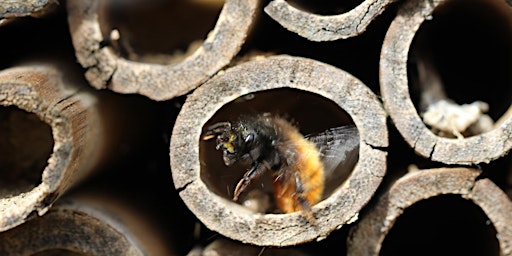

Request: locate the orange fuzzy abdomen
(273, 129), (325, 213)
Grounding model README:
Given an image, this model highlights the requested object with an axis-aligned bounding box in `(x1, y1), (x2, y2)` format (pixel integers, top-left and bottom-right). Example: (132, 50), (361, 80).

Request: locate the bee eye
(245, 133), (254, 144)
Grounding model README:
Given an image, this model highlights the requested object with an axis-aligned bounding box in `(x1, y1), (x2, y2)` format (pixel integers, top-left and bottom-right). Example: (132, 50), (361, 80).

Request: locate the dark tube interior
(408, 0), (512, 126)
(285, 0), (364, 15)
(98, 0), (224, 64)
(199, 88), (358, 214)
(380, 194), (500, 256)
(0, 106), (53, 197)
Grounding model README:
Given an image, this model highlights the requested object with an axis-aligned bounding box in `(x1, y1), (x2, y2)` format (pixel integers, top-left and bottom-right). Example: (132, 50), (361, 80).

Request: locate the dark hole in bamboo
(98, 0), (224, 64)
(199, 88), (358, 214)
(380, 194), (500, 256)
(407, 0), (512, 131)
(0, 106), (53, 197)
(31, 249), (86, 256)
(285, 0), (363, 15)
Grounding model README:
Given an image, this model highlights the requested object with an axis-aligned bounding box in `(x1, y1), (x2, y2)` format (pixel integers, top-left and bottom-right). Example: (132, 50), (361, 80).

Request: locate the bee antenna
(207, 122), (231, 131)
(203, 122), (232, 140)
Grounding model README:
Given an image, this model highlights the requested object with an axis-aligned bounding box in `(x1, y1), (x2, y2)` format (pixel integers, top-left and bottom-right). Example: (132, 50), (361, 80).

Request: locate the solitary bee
(203, 113), (359, 221)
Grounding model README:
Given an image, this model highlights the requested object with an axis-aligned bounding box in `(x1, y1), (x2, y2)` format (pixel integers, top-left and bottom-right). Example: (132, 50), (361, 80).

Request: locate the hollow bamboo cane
(264, 0), (398, 41)
(347, 167), (512, 255)
(0, 63), (151, 232)
(170, 54), (388, 246)
(66, 0), (260, 101)
(0, 189), (176, 256)
(380, 0), (512, 165)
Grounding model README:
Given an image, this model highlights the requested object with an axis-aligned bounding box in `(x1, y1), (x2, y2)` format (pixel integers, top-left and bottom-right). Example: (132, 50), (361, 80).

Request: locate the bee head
(203, 121), (255, 166)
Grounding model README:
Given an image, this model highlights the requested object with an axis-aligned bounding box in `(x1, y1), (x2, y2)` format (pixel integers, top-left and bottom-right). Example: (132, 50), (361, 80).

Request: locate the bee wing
(305, 125), (360, 179)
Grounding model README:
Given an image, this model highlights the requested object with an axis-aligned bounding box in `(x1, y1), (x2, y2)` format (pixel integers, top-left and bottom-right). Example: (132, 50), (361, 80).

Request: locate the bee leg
(294, 174), (315, 222)
(233, 162), (268, 201)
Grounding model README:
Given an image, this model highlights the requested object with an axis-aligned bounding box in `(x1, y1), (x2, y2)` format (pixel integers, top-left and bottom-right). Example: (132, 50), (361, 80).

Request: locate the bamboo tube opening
(171, 55), (387, 246)
(346, 168), (512, 255)
(0, 191), (176, 256)
(380, 0), (512, 165)
(408, 0), (512, 137)
(0, 106), (53, 197)
(67, 0), (259, 101)
(98, 0), (225, 64)
(285, 0), (363, 15)
(380, 195), (500, 256)
(199, 88), (358, 214)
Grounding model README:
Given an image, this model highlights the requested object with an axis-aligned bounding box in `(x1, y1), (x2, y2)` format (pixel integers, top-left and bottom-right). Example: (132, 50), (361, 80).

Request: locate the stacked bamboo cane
(0, 0), (511, 255)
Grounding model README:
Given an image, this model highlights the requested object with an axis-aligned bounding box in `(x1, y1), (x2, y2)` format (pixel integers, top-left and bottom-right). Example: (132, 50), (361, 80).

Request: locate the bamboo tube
(0, 63), (148, 232)
(66, 0), (260, 101)
(0, 0), (57, 26)
(0, 189), (175, 256)
(380, 0), (512, 165)
(264, 0), (398, 41)
(347, 167), (512, 255)
(189, 238), (311, 256)
(171, 55), (388, 246)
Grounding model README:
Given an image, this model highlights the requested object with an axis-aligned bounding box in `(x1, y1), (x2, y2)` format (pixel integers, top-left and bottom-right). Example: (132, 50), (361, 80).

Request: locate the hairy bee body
(269, 116), (324, 213)
(203, 113), (359, 220)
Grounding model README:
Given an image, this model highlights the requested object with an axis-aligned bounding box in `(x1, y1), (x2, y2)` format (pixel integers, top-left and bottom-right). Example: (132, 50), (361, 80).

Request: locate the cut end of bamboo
(264, 0), (398, 41)
(0, 191), (176, 256)
(380, 0), (512, 165)
(347, 167), (512, 256)
(0, 65), (102, 232)
(66, 0), (259, 101)
(171, 55), (388, 246)
(0, 106), (53, 198)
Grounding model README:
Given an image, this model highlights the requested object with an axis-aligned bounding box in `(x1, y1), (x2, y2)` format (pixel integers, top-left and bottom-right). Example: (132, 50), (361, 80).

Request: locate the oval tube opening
(200, 88), (359, 214)
(0, 106), (53, 197)
(407, 0), (512, 138)
(380, 194), (500, 256)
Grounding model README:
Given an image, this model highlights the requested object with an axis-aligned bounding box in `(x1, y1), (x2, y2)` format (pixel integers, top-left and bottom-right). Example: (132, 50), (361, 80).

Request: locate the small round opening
(0, 106), (53, 197)
(407, 0), (512, 138)
(31, 249), (86, 256)
(98, 0), (225, 64)
(380, 195), (500, 256)
(199, 88), (359, 214)
(286, 0), (363, 15)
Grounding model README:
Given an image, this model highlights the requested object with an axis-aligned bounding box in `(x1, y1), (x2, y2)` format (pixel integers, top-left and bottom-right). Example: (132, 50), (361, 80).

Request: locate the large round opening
(380, 195), (500, 256)
(98, 0), (225, 64)
(199, 88), (359, 214)
(0, 106), (53, 197)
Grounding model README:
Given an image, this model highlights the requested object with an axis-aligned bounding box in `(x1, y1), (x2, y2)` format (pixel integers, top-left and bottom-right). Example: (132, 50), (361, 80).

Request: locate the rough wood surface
(264, 0), (398, 41)
(66, 0), (260, 101)
(0, 190), (175, 255)
(0, 0), (57, 26)
(346, 167), (512, 255)
(0, 63), (161, 234)
(0, 65), (104, 232)
(170, 55), (388, 246)
(380, 0), (512, 165)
